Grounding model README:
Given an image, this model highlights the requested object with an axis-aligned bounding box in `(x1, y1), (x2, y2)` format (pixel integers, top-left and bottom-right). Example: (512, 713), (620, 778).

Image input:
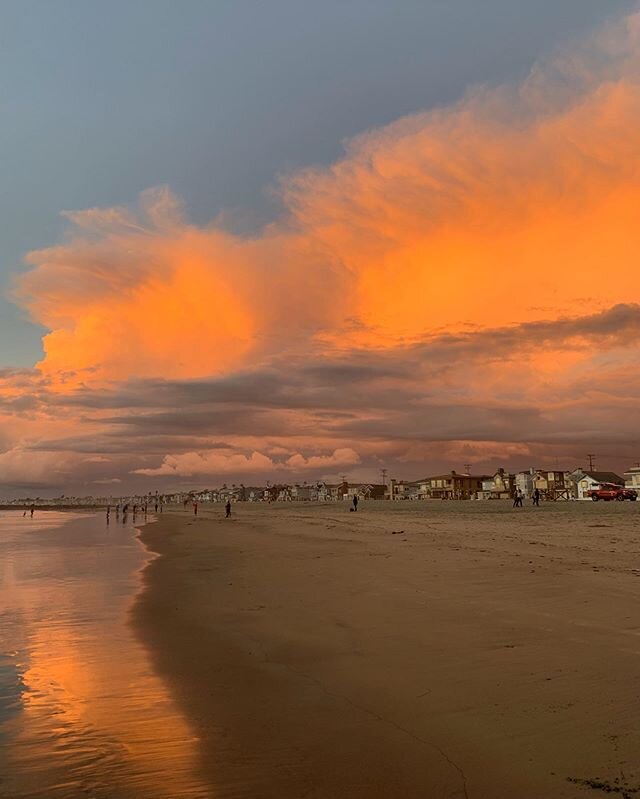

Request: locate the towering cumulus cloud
(4, 10), (640, 490)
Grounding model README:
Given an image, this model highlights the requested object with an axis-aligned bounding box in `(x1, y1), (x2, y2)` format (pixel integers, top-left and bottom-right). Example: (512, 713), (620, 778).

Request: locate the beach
(134, 501), (640, 798)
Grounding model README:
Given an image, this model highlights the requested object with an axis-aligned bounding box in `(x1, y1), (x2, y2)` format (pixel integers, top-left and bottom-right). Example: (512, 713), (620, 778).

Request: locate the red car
(587, 483), (638, 501)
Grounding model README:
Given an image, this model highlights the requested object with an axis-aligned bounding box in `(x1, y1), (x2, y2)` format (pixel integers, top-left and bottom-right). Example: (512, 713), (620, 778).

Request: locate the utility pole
(463, 463), (472, 475)
(586, 453), (596, 471)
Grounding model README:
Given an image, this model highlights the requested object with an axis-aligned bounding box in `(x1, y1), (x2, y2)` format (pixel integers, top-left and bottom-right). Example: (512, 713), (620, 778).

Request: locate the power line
(586, 453), (596, 471)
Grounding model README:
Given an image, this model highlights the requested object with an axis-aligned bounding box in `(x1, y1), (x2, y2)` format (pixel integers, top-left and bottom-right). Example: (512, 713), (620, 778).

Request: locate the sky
(1, 0), (639, 495)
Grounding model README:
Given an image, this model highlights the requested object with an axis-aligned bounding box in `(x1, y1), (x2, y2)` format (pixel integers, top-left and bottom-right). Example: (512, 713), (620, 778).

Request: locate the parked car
(587, 483), (638, 501)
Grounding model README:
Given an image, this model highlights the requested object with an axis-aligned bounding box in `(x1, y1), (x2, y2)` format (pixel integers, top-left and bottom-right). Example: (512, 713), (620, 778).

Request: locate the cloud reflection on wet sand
(0, 511), (209, 799)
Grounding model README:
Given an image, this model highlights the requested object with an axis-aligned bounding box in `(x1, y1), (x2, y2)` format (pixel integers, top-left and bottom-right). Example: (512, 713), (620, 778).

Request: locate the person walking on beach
(352, 495), (359, 512)
(30, 505), (35, 518)
(532, 488), (541, 507)
(513, 489), (523, 508)
(193, 501), (198, 516)
(225, 500), (232, 518)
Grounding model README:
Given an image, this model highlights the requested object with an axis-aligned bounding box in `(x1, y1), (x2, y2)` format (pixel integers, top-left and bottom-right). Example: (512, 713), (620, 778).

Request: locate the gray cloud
(2, 302), (636, 493)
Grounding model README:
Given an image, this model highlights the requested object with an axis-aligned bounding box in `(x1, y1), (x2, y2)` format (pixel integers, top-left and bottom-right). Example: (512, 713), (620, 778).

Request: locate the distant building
(534, 470), (574, 500)
(417, 471), (486, 500)
(515, 469), (536, 498)
(389, 480), (415, 500)
(316, 481), (347, 502)
(572, 470), (626, 500)
(624, 466), (640, 492)
(290, 484), (316, 501)
(486, 468), (516, 499)
(344, 483), (387, 501)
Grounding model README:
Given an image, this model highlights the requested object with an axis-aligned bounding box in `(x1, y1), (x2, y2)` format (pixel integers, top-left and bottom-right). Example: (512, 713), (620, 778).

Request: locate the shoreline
(131, 502), (640, 798)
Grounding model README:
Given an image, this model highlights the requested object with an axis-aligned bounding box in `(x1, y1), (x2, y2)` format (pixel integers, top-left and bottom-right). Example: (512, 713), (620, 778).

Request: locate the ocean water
(0, 510), (209, 799)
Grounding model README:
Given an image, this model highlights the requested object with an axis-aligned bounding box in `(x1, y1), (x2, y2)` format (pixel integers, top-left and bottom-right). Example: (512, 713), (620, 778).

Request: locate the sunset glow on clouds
(3, 10), (640, 492)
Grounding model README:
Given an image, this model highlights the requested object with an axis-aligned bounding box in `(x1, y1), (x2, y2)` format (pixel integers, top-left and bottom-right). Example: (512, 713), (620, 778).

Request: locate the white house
(624, 466), (640, 492)
(515, 469), (536, 498)
(573, 471), (626, 500)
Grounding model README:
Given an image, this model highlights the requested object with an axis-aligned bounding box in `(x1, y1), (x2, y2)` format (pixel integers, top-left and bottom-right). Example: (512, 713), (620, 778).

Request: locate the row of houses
(169, 466), (640, 505)
(182, 481), (389, 504)
(392, 466), (640, 501)
(5, 466), (639, 507)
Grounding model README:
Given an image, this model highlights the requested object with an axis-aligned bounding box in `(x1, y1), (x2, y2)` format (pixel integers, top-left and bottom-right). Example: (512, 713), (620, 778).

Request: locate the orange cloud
(14, 11), (640, 388)
(135, 446), (360, 478)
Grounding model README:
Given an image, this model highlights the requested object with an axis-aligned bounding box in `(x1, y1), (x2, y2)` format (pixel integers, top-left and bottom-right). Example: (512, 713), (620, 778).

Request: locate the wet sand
(0, 510), (208, 799)
(133, 501), (640, 798)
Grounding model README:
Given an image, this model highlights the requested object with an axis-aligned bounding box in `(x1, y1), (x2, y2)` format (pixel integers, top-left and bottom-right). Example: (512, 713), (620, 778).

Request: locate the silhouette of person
(533, 488), (541, 507)
(353, 495), (359, 512)
(225, 501), (231, 518)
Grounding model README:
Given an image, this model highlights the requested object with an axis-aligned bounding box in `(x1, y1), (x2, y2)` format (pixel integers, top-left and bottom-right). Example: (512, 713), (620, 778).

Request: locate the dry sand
(133, 501), (640, 798)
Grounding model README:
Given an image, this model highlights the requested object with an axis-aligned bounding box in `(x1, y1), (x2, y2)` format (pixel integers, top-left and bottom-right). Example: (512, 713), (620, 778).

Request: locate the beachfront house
(362, 483), (388, 500)
(419, 471), (486, 500)
(343, 483), (387, 501)
(487, 468), (515, 499)
(316, 482), (333, 502)
(476, 469), (518, 500)
(413, 479), (432, 500)
(316, 481), (349, 501)
(512, 470), (576, 501)
(572, 470), (626, 500)
(243, 486), (265, 501)
(290, 483), (317, 501)
(388, 480), (416, 500)
(478, 478), (494, 500)
(624, 466), (640, 491)
(533, 470), (574, 500)
(515, 469), (536, 498)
